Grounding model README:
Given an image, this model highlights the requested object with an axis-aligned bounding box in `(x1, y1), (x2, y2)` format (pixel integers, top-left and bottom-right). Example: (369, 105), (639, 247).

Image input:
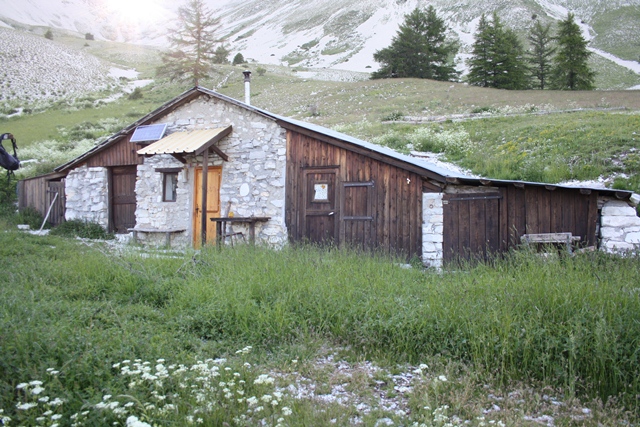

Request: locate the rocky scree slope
(0, 27), (119, 108)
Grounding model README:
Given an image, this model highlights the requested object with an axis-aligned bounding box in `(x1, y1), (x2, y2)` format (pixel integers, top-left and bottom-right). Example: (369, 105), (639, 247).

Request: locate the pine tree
(157, 0), (222, 86)
(232, 53), (245, 66)
(550, 13), (595, 90)
(527, 20), (556, 90)
(466, 14), (492, 87)
(213, 45), (230, 64)
(467, 13), (528, 90)
(44, 29), (53, 40)
(372, 6), (458, 81)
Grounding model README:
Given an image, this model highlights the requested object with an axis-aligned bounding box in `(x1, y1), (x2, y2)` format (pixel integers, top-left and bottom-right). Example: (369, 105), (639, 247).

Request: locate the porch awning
(137, 126), (232, 161)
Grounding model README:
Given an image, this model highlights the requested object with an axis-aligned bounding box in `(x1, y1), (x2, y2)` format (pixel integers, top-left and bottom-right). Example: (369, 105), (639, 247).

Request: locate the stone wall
(600, 200), (640, 252)
(422, 192), (444, 268)
(134, 155), (190, 247)
(143, 96), (288, 247)
(64, 165), (109, 229)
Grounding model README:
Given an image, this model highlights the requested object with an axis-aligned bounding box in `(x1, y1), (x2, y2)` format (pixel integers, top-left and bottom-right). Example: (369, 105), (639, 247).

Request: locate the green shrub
(0, 176), (16, 207)
(256, 66), (267, 76)
(382, 111), (405, 121)
(50, 219), (114, 240)
(128, 87), (144, 100)
(15, 207), (47, 229)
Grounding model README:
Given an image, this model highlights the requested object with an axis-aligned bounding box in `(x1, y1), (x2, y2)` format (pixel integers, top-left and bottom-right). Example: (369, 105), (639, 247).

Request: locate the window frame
(156, 167), (181, 203)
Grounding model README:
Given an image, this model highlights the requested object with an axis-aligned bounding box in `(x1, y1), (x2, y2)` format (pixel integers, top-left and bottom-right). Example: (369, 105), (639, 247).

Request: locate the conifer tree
(157, 0), (222, 86)
(232, 53), (246, 66)
(466, 14), (492, 87)
(372, 6), (458, 81)
(467, 13), (528, 90)
(550, 13), (595, 90)
(527, 20), (556, 90)
(213, 45), (230, 64)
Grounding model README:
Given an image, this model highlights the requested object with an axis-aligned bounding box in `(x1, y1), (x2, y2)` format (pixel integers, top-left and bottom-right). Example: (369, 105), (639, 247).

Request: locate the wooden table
(210, 216), (271, 245)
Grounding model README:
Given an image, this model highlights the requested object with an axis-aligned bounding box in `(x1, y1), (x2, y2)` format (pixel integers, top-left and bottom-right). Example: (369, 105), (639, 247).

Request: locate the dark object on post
(0, 133), (20, 180)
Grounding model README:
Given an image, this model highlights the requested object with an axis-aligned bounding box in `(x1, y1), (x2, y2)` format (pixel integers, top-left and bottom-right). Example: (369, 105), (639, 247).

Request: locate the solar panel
(130, 124), (168, 143)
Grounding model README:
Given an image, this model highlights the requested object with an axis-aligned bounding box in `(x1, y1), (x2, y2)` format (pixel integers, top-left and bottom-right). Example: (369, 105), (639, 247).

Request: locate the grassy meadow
(0, 226), (639, 426)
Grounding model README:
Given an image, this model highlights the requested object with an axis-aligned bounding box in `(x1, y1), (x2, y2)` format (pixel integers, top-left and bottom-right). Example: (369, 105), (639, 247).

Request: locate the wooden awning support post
(200, 148), (209, 245)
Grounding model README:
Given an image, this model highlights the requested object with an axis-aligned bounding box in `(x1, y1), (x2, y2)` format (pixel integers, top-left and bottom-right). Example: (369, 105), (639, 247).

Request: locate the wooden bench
(521, 232), (581, 253)
(129, 227), (187, 247)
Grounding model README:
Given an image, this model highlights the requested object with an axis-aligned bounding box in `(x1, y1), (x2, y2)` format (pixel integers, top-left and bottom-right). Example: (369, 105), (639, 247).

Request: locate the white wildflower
(49, 398), (64, 406)
(16, 402), (37, 410)
(254, 374), (274, 385)
(282, 406), (292, 416)
(30, 386), (45, 395)
(126, 415), (152, 427)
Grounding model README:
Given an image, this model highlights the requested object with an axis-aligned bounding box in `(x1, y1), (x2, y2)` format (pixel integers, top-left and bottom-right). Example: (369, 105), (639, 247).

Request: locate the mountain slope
(216, 0), (640, 75)
(0, 0), (638, 83)
(0, 27), (120, 105)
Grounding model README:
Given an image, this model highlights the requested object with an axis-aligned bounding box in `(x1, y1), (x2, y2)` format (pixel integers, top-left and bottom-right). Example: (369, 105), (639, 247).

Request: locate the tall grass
(1, 231), (639, 420)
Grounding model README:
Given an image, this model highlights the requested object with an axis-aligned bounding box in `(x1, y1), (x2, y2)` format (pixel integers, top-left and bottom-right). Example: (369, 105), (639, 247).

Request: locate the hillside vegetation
(1, 30), (639, 195)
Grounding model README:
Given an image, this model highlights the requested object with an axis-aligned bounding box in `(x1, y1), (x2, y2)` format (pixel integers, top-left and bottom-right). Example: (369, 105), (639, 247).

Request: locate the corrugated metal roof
(137, 128), (229, 155)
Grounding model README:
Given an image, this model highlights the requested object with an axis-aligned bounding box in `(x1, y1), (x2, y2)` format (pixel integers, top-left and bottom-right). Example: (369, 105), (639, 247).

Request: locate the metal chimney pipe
(243, 70), (252, 105)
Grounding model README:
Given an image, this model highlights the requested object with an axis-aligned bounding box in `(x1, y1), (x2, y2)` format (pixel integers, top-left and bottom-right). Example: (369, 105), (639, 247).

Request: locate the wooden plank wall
(286, 130), (426, 259)
(444, 185), (599, 262)
(503, 186), (598, 247)
(86, 136), (142, 168)
(17, 175), (66, 226)
(18, 177), (47, 215)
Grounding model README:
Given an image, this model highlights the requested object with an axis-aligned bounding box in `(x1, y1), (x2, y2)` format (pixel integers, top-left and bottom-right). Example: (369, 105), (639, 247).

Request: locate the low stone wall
(422, 192), (444, 268)
(600, 200), (640, 252)
(64, 165), (109, 229)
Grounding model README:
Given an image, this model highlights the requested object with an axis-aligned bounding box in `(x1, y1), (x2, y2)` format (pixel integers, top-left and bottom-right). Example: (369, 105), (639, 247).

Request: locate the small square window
(163, 172), (178, 202)
(313, 183), (329, 201)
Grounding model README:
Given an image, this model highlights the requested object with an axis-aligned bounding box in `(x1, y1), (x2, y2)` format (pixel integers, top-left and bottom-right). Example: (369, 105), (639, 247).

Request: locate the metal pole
(243, 70), (251, 105)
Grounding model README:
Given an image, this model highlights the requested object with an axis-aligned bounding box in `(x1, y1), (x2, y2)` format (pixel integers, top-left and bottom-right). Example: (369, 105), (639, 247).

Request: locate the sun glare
(106, 0), (163, 23)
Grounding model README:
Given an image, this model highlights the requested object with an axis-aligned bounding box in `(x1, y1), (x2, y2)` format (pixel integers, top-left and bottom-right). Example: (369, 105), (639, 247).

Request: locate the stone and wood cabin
(18, 86), (640, 266)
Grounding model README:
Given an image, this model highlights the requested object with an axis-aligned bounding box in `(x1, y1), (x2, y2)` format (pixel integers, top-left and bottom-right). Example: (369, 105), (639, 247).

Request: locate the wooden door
(443, 193), (502, 263)
(302, 168), (338, 245)
(46, 180), (66, 226)
(340, 181), (374, 249)
(111, 166), (137, 233)
(193, 166), (222, 247)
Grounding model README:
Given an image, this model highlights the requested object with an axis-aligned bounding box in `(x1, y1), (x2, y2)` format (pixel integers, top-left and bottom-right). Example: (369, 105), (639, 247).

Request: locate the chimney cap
(243, 70), (252, 82)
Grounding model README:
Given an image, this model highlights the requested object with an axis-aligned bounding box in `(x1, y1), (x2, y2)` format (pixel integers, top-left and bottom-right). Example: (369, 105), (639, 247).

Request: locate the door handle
(328, 212), (335, 216)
